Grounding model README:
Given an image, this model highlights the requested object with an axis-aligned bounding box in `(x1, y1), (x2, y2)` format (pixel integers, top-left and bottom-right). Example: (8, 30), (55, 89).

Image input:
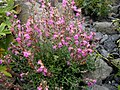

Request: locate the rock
(114, 76), (120, 84)
(110, 34), (120, 41)
(96, 45), (109, 57)
(95, 32), (103, 40)
(110, 52), (120, 59)
(94, 22), (117, 34)
(100, 34), (109, 44)
(84, 58), (112, 85)
(91, 85), (109, 90)
(15, 1), (32, 23)
(15, 0), (44, 23)
(119, 48), (120, 54)
(103, 84), (118, 90)
(103, 40), (117, 52)
(111, 5), (120, 14)
(101, 49), (110, 57)
(111, 58), (120, 70)
(58, 0), (62, 2)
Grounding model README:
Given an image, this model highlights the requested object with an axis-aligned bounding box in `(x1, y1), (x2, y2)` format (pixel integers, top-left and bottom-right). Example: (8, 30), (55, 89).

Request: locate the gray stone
(84, 58), (112, 85)
(94, 22), (117, 34)
(103, 84), (118, 90)
(100, 34), (109, 44)
(110, 58), (120, 69)
(15, 1), (44, 23)
(110, 34), (120, 41)
(110, 51), (120, 59)
(15, 1), (32, 23)
(95, 32), (103, 40)
(101, 49), (110, 57)
(111, 5), (120, 14)
(103, 40), (117, 52)
(91, 85), (109, 90)
(97, 45), (109, 58)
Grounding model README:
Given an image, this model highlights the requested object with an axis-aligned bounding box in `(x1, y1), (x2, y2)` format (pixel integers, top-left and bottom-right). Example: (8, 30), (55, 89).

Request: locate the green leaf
(0, 66), (7, 71)
(0, 23), (6, 32)
(0, 66), (12, 77)
(0, 32), (6, 36)
(0, 34), (13, 50)
(2, 70), (12, 77)
(118, 85), (120, 90)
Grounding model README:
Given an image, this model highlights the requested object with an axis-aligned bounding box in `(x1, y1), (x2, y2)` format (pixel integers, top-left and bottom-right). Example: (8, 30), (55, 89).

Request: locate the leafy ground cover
(1, 0), (114, 90)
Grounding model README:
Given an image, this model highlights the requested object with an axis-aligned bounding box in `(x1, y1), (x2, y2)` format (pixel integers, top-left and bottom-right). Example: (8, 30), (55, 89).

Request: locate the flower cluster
(37, 60), (48, 76)
(85, 78), (97, 87)
(2, 0), (96, 89)
(0, 59), (2, 64)
(37, 80), (49, 90)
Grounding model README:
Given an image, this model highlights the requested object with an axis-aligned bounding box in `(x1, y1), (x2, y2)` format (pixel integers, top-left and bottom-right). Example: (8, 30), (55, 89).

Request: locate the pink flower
(48, 19), (54, 25)
(27, 42), (31, 47)
(77, 48), (82, 53)
(42, 3), (45, 8)
(45, 87), (48, 90)
(61, 39), (66, 45)
(87, 49), (93, 53)
(71, 0), (75, 5)
(82, 50), (87, 57)
(66, 37), (71, 40)
(62, 0), (67, 7)
(87, 43), (90, 48)
(0, 59), (2, 64)
(26, 27), (32, 33)
(14, 15), (17, 18)
(86, 35), (93, 40)
(37, 87), (42, 90)
(87, 82), (92, 87)
(37, 60), (42, 65)
(67, 61), (70, 66)
(64, 42), (68, 46)
(16, 37), (21, 43)
(20, 73), (24, 78)
(23, 51), (31, 58)
(76, 13), (80, 17)
(45, 31), (50, 37)
(72, 6), (77, 11)
(92, 80), (97, 84)
(58, 42), (62, 48)
(75, 40), (79, 45)
(53, 45), (57, 49)
(53, 34), (58, 39)
(77, 55), (81, 59)
(90, 32), (96, 36)
(43, 68), (47, 76)
(82, 40), (88, 46)
(17, 24), (21, 29)
(16, 20), (21, 23)
(14, 51), (19, 55)
(68, 47), (73, 52)
(87, 79), (97, 87)
(37, 66), (44, 73)
(56, 17), (65, 25)
(74, 34), (79, 40)
(24, 34), (30, 40)
(6, 12), (11, 16)
(70, 53), (74, 57)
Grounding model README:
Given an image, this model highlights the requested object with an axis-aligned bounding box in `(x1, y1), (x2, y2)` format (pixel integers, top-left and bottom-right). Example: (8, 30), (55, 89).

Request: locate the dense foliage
(0, 0), (96, 90)
(75, 0), (112, 18)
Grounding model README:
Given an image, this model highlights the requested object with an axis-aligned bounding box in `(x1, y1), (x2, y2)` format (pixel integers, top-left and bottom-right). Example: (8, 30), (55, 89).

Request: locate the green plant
(112, 19), (120, 51)
(1, 0), (96, 89)
(75, 0), (112, 18)
(0, 0), (17, 55)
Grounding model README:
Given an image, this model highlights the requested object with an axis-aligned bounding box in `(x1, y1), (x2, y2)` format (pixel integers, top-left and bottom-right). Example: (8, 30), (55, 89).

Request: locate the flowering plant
(1, 0), (96, 89)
